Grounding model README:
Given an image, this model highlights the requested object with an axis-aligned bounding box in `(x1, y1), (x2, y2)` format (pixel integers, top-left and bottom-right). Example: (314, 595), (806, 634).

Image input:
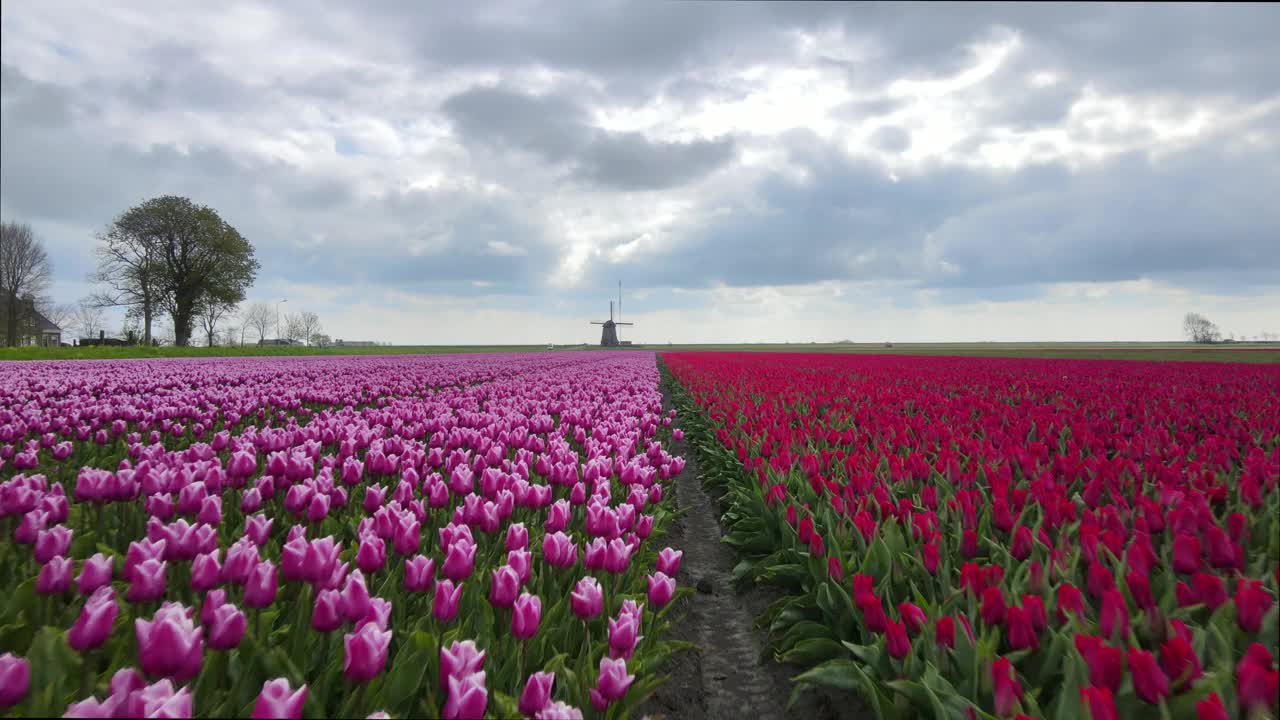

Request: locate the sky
(2, 2), (1278, 345)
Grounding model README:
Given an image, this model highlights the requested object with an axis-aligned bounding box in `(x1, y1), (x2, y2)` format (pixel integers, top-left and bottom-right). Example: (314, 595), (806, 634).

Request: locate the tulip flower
(512, 592), (542, 640)
(443, 671), (487, 720)
(1006, 605), (1039, 651)
(1079, 686), (1119, 720)
(356, 535), (387, 575)
(245, 514), (273, 546)
(190, 551), (221, 592)
(608, 612), (640, 659)
(122, 679), (192, 719)
(404, 555), (435, 593)
(1056, 583), (1085, 624)
(991, 656), (1021, 718)
(0, 653), (30, 708)
(63, 694), (122, 718)
(77, 553), (113, 595)
(1099, 589), (1128, 641)
(571, 577), (604, 621)
(898, 602), (927, 636)
(222, 538), (260, 585)
(35, 525), (73, 563)
(506, 522), (529, 551)
(343, 622), (392, 683)
(135, 603), (204, 682)
(439, 640), (486, 690)
(1172, 533), (1201, 574)
(37, 555), (73, 594)
(341, 570), (372, 622)
(1236, 643), (1279, 712)
(240, 487), (263, 513)
(656, 547), (682, 577)
(535, 701), (584, 720)
(590, 657), (635, 711)
(252, 678), (307, 719)
(519, 671), (555, 717)
(647, 571), (676, 609)
(542, 531), (578, 569)
(1128, 647), (1170, 704)
(126, 557), (168, 603)
(981, 586), (1006, 626)
(1075, 635), (1124, 693)
(244, 560), (278, 609)
(434, 579), (463, 622)
(856, 592), (888, 633)
(935, 616), (956, 648)
(1159, 636), (1203, 692)
(208, 603), (247, 651)
(1235, 578), (1273, 633)
(885, 619), (911, 659)
(1195, 693), (1229, 720)
(442, 540), (477, 581)
(490, 565), (521, 609)
(312, 588), (344, 632)
(68, 587), (119, 652)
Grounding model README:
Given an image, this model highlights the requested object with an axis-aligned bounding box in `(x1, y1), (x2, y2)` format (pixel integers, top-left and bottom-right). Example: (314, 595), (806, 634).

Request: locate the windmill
(590, 282), (634, 347)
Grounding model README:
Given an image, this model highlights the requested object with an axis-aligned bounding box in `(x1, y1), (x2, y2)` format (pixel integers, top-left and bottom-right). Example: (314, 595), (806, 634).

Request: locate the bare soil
(640, 378), (868, 720)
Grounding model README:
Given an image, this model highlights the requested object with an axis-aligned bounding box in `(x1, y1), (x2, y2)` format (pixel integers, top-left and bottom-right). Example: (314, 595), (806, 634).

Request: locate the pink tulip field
(664, 352), (1279, 720)
(0, 353), (688, 718)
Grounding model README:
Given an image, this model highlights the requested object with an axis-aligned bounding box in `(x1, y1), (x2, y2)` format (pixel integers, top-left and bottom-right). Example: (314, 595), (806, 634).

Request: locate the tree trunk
(4, 293), (18, 347)
(143, 303), (153, 346)
(173, 299), (195, 346)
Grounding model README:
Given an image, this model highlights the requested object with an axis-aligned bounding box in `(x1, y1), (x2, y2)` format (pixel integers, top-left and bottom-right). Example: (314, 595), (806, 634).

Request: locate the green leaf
(777, 637), (848, 665)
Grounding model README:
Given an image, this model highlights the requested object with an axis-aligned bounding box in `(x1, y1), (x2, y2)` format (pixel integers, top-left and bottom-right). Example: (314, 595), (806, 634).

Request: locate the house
(0, 297), (62, 347)
(335, 339), (376, 347)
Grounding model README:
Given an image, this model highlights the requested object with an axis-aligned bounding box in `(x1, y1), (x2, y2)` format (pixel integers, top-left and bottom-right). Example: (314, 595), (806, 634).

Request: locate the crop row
(0, 353), (687, 719)
(663, 352), (1279, 720)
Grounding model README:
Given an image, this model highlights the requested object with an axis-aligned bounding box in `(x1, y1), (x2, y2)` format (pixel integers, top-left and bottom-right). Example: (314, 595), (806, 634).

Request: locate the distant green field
(0, 344), (550, 361)
(630, 342), (1280, 363)
(3, 341), (1277, 363)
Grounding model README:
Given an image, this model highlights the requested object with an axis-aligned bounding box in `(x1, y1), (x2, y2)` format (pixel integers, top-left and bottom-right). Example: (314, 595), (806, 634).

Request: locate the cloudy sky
(3, 2), (1278, 344)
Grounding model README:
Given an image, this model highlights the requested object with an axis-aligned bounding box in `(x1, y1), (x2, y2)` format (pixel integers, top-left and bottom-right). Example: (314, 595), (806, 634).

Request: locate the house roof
(34, 310), (61, 333)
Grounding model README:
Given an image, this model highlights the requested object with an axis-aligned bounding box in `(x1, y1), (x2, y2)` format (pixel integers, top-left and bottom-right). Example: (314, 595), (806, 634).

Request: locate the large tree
(1183, 312), (1221, 344)
(93, 196), (258, 346)
(0, 221), (53, 346)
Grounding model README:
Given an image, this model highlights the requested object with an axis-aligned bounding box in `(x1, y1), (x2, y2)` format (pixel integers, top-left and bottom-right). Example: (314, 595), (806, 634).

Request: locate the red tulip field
(0, 353), (687, 719)
(2, 349), (1278, 719)
(664, 352), (1279, 720)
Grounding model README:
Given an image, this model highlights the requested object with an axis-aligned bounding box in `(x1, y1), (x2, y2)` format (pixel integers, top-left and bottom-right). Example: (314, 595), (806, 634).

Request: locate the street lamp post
(276, 299), (287, 343)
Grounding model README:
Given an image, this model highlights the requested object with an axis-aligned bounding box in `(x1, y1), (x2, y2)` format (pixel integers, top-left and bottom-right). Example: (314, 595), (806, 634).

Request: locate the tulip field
(0, 353), (688, 719)
(665, 352), (1280, 720)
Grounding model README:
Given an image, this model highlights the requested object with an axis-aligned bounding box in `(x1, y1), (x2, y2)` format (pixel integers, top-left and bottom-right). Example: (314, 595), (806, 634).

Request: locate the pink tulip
(571, 577), (604, 620)
(343, 622), (392, 683)
(200, 589), (228, 625)
(197, 495), (222, 526)
(506, 522), (529, 551)
(0, 653), (29, 708)
(490, 565), (521, 609)
(590, 657), (635, 711)
(135, 603), (203, 682)
(507, 549), (532, 584)
(35, 525), (73, 563)
(434, 579), (463, 622)
(608, 612), (641, 659)
(339, 569), (372, 622)
(583, 538), (607, 571)
(546, 500), (571, 533)
(240, 487), (263, 513)
(205, 602), (245, 652)
(656, 547), (682, 577)
(535, 701), (584, 720)
(512, 592), (542, 640)
(222, 537), (259, 585)
(69, 587), (119, 652)
(440, 640), (486, 689)
(442, 540), (477, 581)
(647, 572), (676, 609)
(357, 597), (393, 633)
(356, 535), (387, 574)
(604, 537), (632, 574)
(77, 553), (114, 595)
(363, 485), (387, 513)
(542, 531), (578, 569)
(252, 678), (307, 719)
(190, 551), (221, 592)
(126, 557), (168, 603)
(62, 694), (121, 718)
(37, 555), (73, 594)
(306, 493), (331, 522)
(115, 678), (193, 719)
(244, 560), (278, 608)
(404, 555), (435, 592)
(443, 671), (488, 720)
(304, 536), (342, 585)
(519, 671), (555, 716)
(312, 588), (344, 632)
(244, 514), (273, 545)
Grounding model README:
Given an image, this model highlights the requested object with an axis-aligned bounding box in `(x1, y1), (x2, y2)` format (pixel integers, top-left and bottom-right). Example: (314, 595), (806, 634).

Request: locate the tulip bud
(343, 622), (391, 683)
(512, 592), (542, 640)
(252, 678), (307, 720)
(208, 603), (247, 651)
(571, 577), (604, 621)
(68, 587), (119, 652)
(519, 671), (555, 717)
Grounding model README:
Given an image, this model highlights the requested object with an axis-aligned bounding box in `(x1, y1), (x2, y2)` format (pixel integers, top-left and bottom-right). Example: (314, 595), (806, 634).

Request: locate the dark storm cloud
(441, 85), (736, 190)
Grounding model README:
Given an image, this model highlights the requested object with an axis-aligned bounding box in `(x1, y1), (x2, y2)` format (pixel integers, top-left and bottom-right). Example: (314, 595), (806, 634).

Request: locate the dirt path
(643, 374), (866, 720)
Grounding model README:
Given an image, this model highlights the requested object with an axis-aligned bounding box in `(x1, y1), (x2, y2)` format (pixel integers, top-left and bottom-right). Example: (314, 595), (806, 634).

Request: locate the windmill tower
(590, 282), (634, 347)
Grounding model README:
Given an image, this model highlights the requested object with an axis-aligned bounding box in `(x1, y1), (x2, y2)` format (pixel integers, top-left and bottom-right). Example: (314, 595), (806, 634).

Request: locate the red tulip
(1172, 533), (1201, 574)
(1159, 636), (1202, 692)
(1127, 647), (1170, 704)
(935, 616), (956, 648)
(1079, 686), (1119, 720)
(885, 620), (910, 659)
(991, 656), (1021, 718)
(1235, 578), (1273, 633)
(981, 586), (1006, 626)
(1195, 693), (1228, 720)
